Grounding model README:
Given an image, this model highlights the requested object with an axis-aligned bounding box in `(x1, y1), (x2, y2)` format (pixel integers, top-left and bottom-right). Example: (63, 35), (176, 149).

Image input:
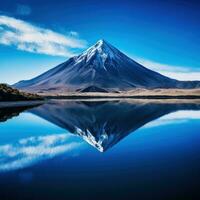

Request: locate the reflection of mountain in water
(30, 100), (200, 152)
(0, 105), (40, 122)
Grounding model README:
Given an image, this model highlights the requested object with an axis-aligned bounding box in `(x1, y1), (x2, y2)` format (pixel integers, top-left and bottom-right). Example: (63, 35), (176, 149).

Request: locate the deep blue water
(0, 100), (200, 200)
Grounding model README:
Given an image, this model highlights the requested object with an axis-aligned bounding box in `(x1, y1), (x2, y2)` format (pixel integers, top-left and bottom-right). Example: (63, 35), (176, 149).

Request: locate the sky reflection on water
(0, 100), (200, 199)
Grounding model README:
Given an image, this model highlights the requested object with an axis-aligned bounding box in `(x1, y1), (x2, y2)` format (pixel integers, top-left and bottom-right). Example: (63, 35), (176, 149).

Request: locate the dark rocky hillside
(0, 84), (43, 101)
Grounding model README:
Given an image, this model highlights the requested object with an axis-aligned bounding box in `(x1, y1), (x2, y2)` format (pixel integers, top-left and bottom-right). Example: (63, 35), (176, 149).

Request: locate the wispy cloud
(144, 110), (200, 128)
(0, 15), (87, 57)
(0, 133), (84, 172)
(69, 31), (79, 37)
(16, 4), (32, 16)
(133, 57), (200, 81)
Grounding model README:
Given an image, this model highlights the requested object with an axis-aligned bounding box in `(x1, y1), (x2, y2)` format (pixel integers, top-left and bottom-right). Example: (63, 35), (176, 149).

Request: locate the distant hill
(13, 39), (200, 94)
(0, 84), (43, 101)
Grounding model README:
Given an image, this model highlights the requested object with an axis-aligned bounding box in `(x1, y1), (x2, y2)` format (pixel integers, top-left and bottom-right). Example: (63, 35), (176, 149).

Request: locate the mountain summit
(14, 39), (200, 93)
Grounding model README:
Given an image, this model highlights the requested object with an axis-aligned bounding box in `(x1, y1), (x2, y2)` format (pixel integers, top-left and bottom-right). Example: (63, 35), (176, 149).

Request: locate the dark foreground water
(0, 99), (200, 200)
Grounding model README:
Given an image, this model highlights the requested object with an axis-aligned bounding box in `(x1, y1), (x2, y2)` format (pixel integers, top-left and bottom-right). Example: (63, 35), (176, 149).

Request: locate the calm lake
(0, 99), (200, 200)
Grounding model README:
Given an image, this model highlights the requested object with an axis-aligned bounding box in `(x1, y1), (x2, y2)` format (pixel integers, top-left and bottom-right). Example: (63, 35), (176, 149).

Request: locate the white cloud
(133, 57), (200, 81)
(69, 31), (79, 37)
(16, 4), (32, 16)
(158, 72), (200, 81)
(0, 15), (87, 57)
(0, 133), (84, 172)
(144, 110), (200, 128)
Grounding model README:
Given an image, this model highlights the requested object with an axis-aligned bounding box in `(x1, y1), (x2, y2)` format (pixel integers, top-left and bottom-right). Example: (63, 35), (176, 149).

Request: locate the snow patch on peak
(94, 39), (114, 53)
(96, 39), (104, 46)
(75, 39), (118, 65)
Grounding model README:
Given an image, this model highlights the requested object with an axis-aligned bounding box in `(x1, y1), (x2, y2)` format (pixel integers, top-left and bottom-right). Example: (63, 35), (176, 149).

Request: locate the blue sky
(0, 0), (200, 84)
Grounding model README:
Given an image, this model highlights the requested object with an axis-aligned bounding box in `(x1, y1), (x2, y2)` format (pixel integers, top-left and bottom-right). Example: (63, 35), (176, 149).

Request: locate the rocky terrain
(0, 84), (43, 101)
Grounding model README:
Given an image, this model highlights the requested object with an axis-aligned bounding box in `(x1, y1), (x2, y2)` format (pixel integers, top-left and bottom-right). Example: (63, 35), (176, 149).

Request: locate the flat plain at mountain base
(39, 88), (200, 99)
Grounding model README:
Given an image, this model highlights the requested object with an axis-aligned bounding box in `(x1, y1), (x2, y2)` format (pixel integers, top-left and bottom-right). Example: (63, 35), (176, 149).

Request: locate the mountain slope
(13, 40), (200, 93)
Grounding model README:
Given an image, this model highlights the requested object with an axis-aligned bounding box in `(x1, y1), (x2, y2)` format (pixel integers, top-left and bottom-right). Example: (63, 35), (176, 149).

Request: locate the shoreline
(0, 98), (200, 108)
(0, 100), (45, 108)
(44, 94), (200, 99)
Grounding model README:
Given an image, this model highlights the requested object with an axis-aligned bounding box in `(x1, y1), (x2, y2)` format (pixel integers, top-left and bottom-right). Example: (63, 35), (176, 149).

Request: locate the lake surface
(0, 99), (200, 200)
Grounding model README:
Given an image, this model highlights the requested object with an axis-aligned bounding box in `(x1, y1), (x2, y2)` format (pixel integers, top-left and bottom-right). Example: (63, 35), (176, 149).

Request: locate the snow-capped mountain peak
(88, 39), (114, 53)
(75, 39), (118, 63)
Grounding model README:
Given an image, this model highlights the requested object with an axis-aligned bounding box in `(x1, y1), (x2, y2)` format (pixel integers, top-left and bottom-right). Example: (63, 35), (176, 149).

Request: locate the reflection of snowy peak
(29, 100), (200, 152)
(75, 126), (109, 152)
(14, 39), (200, 93)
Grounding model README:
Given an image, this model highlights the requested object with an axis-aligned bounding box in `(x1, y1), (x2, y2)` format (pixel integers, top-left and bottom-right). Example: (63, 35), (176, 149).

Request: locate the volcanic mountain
(14, 39), (200, 93)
